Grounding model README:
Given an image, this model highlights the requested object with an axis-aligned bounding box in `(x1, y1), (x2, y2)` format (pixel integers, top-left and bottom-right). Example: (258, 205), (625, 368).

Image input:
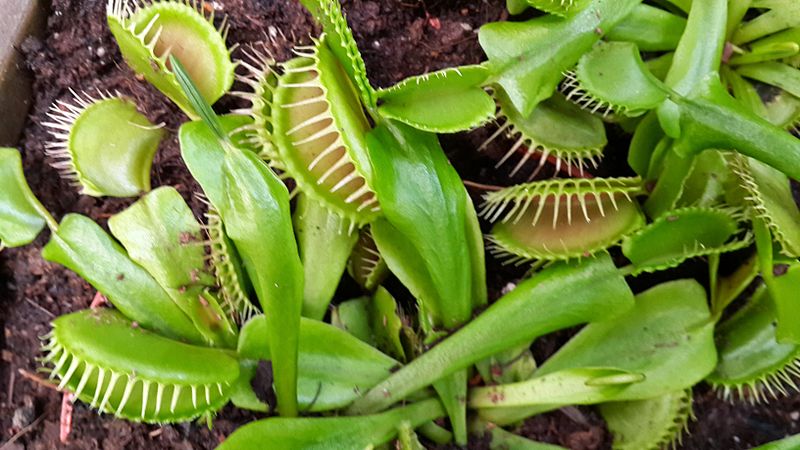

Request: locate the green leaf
(371, 287), (408, 362)
(180, 115), (252, 209)
(506, 0), (530, 15)
(643, 148), (693, 218)
(600, 390), (693, 450)
(730, 155), (800, 257)
(728, 42), (800, 66)
(764, 92), (800, 130)
(540, 279), (715, 398)
(670, 80), (800, 181)
(377, 65), (495, 133)
(707, 285), (800, 400)
(606, 4), (686, 51)
(724, 65), (769, 117)
(476, 343), (537, 385)
(737, 62), (800, 98)
(480, 280), (715, 425)
(108, 187), (237, 348)
(331, 296), (374, 344)
(218, 398), (444, 450)
(236, 316), (398, 412)
(469, 367), (643, 409)
(368, 121), (485, 329)
(622, 207), (746, 273)
(771, 264), (800, 344)
(731, 0), (800, 44)
(471, 418), (567, 449)
(627, 112), (665, 176)
(294, 194), (358, 320)
(366, 121), (485, 442)
(677, 150), (732, 208)
(479, 0), (643, 116)
(751, 434), (800, 450)
(332, 289), (409, 362)
(42, 214), (205, 345)
(220, 147), (303, 417)
(525, 0), (592, 17)
(0, 148), (51, 248)
(662, 0), (727, 98)
(347, 254), (634, 415)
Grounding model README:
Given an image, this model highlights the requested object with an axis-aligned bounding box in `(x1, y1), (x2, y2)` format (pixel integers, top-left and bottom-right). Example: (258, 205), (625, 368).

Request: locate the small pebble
(96, 47), (106, 58)
(500, 282), (517, 295)
(11, 403), (35, 430)
(791, 411), (799, 420)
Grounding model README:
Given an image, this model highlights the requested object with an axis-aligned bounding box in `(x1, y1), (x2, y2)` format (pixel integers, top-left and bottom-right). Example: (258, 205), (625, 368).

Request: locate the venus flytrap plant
(479, 0), (643, 118)
(7, 0), (800, 445)
(478, 279), (716, 426)
(107, 0), (235, 118)
(43, 90), (165, 197)
(347, 227), (389, 292)
(236, 35), (381, 231)
(234, 315), (400, 413)
(107, 186), (237, 348)
(480, 177), (645, 264)
(42, 308), (240, 423)
(599, 389), (694, 450)
(173, 57), (303, 416)
(621, 206), (752, 274)
(365, 120), (488, 443)
(480, 92), (607, 179)
(707, 284), (800, 403)
(347, 254), (634, 415)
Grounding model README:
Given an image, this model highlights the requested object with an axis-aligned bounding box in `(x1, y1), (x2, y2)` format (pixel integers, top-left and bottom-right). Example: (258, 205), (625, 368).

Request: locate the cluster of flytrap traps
(1, 0), (800, 448)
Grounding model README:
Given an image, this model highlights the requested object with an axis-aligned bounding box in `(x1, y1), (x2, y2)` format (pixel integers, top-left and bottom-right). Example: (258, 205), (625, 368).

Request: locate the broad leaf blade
(108, 187), (237, 348)
(0, 148), (49, 247)
(42, 214), (205, 344)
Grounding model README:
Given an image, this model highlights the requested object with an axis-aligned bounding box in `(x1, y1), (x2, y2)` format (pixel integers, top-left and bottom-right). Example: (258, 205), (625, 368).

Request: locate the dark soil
(0, 0), (797, 449)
